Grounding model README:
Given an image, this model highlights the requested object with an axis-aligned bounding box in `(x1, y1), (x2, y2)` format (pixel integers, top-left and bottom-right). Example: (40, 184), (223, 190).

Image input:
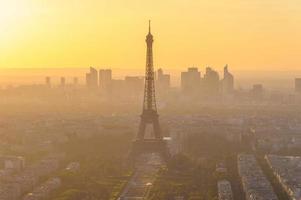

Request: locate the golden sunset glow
(1, 0), (301, 70)
(2, 2), (301, 199)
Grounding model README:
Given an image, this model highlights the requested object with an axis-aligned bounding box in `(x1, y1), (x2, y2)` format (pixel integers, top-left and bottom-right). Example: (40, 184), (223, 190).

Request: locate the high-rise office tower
(222, 65), (234, 94)
(252, 84), (264, 100)
(295, 78), (301, 93)
(60, 77), (66, 87)
(181, 67), (201, 95)
(45, 77), (51, 87)
(73, 77), (79, 85)
(99, 69), (112, 91)
(203, 67), (220, 96)
(157, 68), (170, 92)
(86, 67), (98, 88)
(125, 76), (144, 100)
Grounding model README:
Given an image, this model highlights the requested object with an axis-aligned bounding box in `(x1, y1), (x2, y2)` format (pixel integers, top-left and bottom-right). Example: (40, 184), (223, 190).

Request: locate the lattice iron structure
(137, 21), (162, 140)
(130, 21), (170, 162)
(143, 21), (157, 112)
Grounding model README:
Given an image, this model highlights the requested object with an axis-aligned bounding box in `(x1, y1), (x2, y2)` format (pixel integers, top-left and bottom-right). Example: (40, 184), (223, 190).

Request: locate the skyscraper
(181, 67), (201, 95)
(157, 68), (170, 93)
(73, 77), (79, 86)
(86, 67), (98, 88)
(125, 76), (144, 100)
(45, 77), (51, 88)
(222, 65), (234, 94)
(203, 67), (220, 96)
(252, 84), (264, 101)
(295, 78), (301, 93)
(99, 69), (112, 91)
(60, 77), (66, 87)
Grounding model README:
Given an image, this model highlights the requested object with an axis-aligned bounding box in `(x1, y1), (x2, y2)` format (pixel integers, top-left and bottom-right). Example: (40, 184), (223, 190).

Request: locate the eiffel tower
(130, 21), (170, 162)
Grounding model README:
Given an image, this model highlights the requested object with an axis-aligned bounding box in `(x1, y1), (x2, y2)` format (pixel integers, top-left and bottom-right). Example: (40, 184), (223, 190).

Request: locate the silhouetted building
(73, 77), (78, 85)
(157, 68), (170, 92)
(125, 76), (144, 99)
(203, 67), (220, 96)
(99, 69), (112, 91)
(252, 84), (264, 101)
(45, 77), (51, 87)
(221, 65), (234, 94)
(181, 67), (201, 95)
(60, 77), (66, 87)
(295, 78), (301, 93)
(109, 79), (127, 100)
(86, 67), (98, 88)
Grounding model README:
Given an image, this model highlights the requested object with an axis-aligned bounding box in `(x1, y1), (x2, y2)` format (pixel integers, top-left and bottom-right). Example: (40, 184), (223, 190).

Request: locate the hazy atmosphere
(1, 1), (301, 200)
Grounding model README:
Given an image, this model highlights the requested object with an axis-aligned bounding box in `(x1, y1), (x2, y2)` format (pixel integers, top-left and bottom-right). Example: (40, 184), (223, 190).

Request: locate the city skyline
(1, 4), (301, 199)
(1, 0), (301, 71)
(1, 67), (301, 90)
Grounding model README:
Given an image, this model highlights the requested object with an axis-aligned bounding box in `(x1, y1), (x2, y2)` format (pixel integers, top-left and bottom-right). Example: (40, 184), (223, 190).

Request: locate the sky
(0, 0), (301, 71)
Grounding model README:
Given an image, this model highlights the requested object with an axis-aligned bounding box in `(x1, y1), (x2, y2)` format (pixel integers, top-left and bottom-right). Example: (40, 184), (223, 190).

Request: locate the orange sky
(0, 0), (301, 71)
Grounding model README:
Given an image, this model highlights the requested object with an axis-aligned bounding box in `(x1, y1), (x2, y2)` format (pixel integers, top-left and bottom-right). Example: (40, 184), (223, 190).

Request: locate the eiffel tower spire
(143, 19), (157, 113)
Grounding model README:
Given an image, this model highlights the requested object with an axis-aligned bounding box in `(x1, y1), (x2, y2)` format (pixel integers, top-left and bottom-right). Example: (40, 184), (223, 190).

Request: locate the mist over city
(1, 1), (301, 200)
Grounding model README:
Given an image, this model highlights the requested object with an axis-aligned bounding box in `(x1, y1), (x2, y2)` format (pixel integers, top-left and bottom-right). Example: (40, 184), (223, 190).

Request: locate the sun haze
(0, 0), (301, 70)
